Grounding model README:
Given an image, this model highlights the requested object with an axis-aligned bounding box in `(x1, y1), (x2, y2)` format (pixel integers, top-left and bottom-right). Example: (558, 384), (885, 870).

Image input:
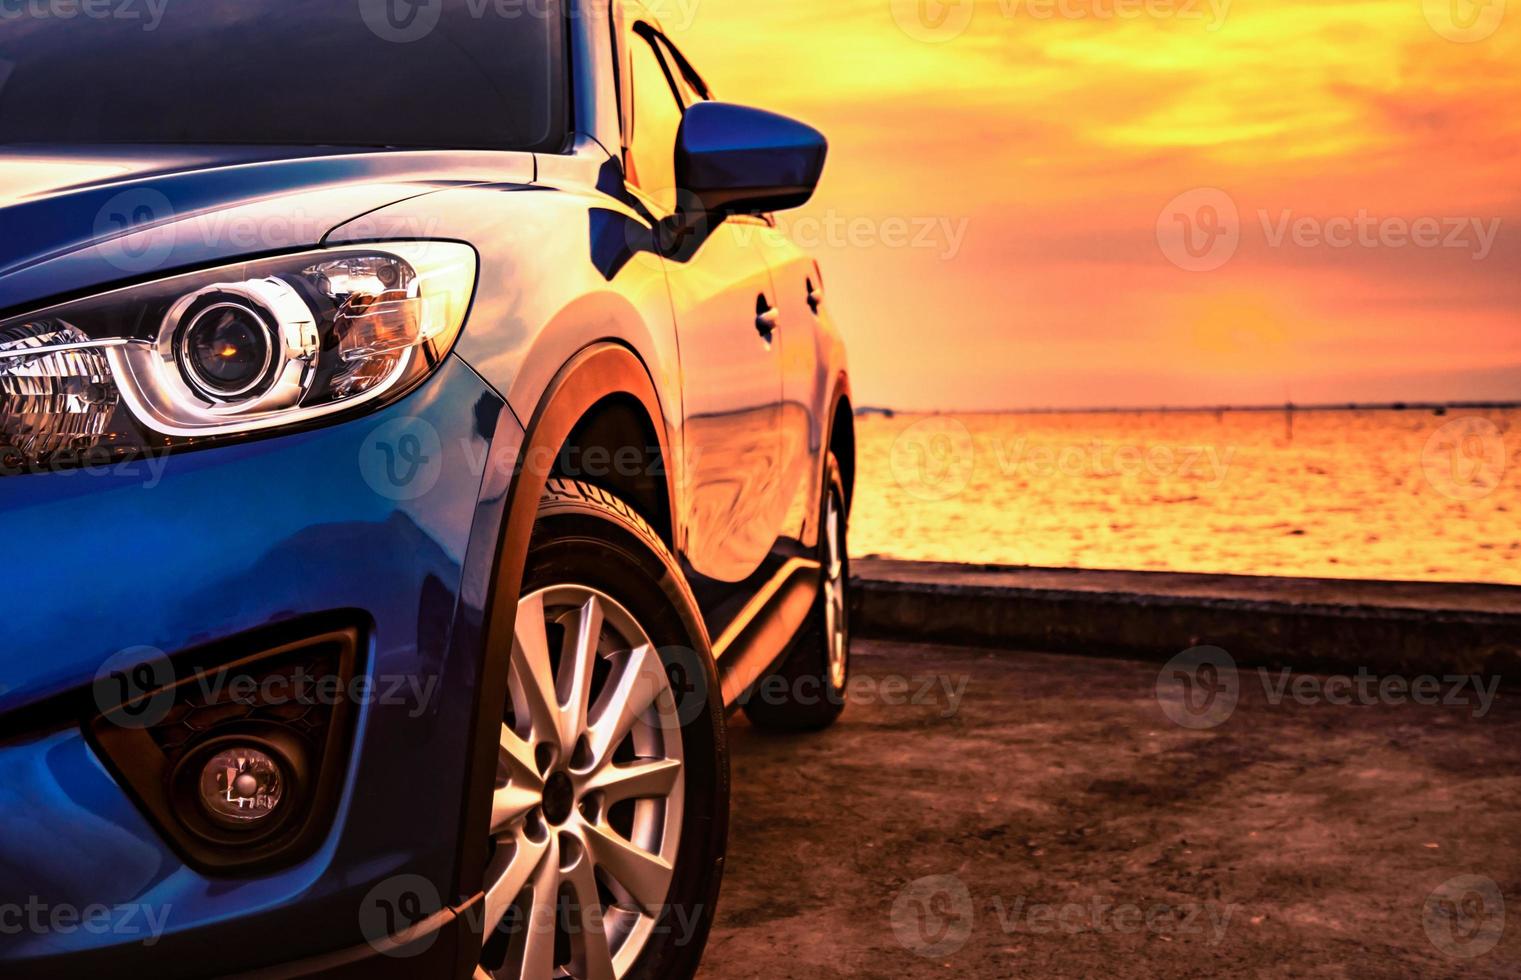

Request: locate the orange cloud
(666, 0), (1520, 409)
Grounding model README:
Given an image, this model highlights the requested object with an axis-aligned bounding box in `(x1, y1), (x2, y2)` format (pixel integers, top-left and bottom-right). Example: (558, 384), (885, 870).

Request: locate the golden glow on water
(854, 409), (1521, 584)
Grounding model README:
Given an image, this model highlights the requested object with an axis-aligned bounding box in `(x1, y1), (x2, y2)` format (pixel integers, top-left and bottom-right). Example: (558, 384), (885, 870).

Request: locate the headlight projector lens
(177, 301), (276, 401)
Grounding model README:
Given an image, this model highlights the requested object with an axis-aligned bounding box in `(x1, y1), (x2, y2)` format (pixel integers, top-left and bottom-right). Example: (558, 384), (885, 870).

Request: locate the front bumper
(0, 355), (520, 977)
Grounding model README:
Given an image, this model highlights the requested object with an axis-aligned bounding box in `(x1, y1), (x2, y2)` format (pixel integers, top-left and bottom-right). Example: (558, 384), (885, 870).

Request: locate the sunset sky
(665, 0), (1520, 411)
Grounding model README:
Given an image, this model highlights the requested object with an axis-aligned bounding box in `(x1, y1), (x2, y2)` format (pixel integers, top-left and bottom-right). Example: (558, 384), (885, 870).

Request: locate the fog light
(198, 746), (285, 827)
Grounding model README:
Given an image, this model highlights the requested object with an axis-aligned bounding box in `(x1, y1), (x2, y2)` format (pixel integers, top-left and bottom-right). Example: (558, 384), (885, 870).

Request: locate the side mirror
(676, 102), (828, 217)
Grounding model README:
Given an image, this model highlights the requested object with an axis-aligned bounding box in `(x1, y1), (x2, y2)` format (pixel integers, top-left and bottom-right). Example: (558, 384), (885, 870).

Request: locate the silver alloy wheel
(823, 491), (848, 691)
(478, 586), (686, 980)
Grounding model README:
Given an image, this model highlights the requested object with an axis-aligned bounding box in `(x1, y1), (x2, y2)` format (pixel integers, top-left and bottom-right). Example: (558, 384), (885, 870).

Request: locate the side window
(626, 30), (684, 213)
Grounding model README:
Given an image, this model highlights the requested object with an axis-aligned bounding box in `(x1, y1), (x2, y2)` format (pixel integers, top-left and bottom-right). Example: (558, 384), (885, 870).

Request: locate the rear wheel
(740, 453), (851, 731)
(476, 480), (728, 980)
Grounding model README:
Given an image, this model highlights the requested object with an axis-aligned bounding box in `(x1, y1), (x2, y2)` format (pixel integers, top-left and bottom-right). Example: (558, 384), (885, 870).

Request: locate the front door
(621, 22), (784, 585)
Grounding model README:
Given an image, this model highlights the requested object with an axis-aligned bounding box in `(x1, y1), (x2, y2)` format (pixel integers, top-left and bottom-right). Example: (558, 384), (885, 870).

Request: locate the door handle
(755, 297), (779, 338)
(807, 280), (824, 314)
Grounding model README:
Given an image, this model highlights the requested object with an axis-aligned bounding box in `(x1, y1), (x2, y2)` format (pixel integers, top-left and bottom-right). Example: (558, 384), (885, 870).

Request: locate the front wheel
(476, 480), (728, 980)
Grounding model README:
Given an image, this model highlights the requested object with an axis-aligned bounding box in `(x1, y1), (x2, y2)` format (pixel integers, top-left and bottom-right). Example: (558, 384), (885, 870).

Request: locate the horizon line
(856, 400), (1521, 416)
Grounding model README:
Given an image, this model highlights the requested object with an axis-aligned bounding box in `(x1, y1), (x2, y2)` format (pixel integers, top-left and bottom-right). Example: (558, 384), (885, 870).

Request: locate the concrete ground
(700, 640), (1521, 979)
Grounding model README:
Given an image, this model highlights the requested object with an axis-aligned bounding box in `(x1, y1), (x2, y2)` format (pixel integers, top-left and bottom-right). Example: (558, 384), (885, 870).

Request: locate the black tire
(740, 453), (851, 731)
(483, 479), (728, 980)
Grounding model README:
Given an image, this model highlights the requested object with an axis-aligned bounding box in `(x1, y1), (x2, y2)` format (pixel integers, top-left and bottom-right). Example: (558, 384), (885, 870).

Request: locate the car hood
(0, 144), (535, 314)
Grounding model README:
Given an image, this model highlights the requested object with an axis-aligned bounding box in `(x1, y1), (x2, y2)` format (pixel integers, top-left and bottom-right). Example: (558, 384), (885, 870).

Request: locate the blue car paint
(676, 102), (829, 214)
(0, 145), (534, 315)
(0, 355), (522, 968)
(0, 2), (848, 974)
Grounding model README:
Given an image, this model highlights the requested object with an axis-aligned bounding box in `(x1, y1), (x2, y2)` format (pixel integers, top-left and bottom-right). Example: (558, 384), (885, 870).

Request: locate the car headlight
(0, 242), (475, 475)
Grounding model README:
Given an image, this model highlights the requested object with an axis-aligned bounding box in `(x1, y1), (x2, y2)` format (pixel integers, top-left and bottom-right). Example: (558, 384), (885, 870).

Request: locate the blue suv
(0, 2), (853, 977)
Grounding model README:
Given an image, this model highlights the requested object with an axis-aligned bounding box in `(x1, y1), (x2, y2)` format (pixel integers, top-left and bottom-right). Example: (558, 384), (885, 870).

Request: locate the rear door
(754, 230), (827, 547)
(621, 23), (785, 585)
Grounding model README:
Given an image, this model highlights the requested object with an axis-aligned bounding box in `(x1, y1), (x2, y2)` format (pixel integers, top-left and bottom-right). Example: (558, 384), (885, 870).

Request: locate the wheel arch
(517, 340), (678, 551)
(453, 340), (680, 927)
(829, 383), (856, 515)
(833, 371), (857, 517)
(552, 392), (674, 548)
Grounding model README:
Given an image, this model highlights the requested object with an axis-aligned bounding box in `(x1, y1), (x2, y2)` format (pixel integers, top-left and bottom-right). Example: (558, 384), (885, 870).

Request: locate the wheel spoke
(582, 820), (674, 918)
(563, 842), (617, 980)
(499, 724), (542, 788)
(490, 784), (542, 835)
(823, 494), (850, 690)
(584, 757), (681, 805)
(524, 839), (563, 980)
(491, 831), (560, 980)
(826, 503), (843, 580)
(512, 592), (562, 753)
(558, 594), (605, 754)
(587, 644), (665, 767)
(514, 909), (557, 980)
(481, 830), (553, 942)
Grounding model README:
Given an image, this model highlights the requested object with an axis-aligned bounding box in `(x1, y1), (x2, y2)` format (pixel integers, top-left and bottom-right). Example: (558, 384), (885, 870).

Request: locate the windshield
(0, 0), (567, 151)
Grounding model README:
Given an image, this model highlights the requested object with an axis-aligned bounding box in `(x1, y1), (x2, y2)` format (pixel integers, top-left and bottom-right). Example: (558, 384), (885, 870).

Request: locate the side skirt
(712, 557), (821, 706)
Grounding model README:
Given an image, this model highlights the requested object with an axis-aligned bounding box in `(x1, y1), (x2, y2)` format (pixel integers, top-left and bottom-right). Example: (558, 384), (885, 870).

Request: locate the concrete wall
(852, 560), (1521, 678)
